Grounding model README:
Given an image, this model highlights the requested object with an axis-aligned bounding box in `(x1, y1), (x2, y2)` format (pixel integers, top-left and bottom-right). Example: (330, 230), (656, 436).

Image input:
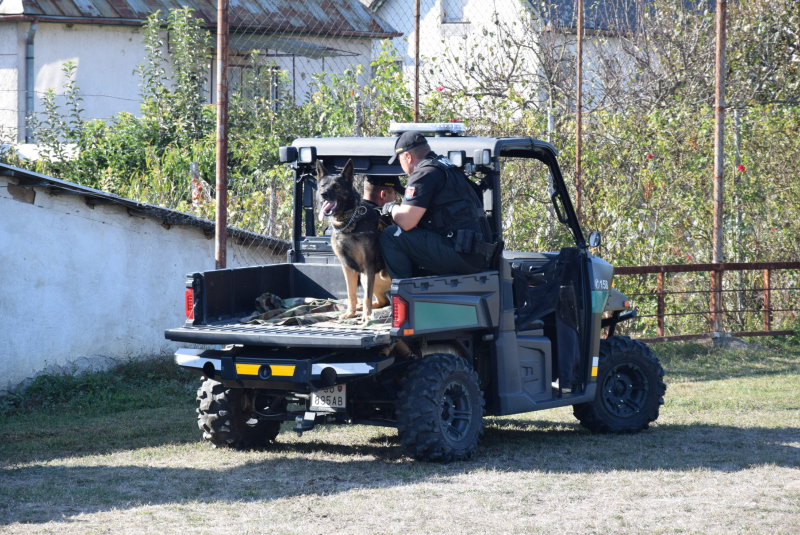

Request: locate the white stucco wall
(375, 0), (625, 110)
(0, 175), (283, 393)
(0, 20), (376, 140)
(0, 22), (20, 141)
(375, 0), (538, 94)
(226, 35), (373, 106)
(31, 23), (163, 122)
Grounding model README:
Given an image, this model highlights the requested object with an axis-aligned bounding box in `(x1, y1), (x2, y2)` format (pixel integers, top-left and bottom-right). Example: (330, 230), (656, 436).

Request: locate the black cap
(365, 175), (405, 195)
(388, 131), (428, 164)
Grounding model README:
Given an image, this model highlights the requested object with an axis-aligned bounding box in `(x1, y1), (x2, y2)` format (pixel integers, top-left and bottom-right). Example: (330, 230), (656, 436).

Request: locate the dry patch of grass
(1, 343), (799, 534)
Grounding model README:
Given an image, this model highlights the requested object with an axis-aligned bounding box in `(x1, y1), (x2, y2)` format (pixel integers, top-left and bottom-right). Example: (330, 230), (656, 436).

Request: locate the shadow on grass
(2, 419), (798, 526)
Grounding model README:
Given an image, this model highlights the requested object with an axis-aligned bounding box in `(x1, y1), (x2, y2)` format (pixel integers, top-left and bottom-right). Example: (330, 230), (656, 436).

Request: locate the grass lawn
(1, 340), (798, 534)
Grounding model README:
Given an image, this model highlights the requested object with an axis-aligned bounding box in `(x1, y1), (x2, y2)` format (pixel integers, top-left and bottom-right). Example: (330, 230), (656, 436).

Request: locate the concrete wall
(0, 175), (283, 393)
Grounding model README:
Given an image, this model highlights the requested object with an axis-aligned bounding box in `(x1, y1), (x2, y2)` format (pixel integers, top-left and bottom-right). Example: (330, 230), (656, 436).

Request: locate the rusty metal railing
(614, 262), (800, 343)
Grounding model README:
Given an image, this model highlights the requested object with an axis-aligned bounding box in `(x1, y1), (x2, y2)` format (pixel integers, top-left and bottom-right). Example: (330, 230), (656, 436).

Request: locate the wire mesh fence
(2, 1), (799, 336)
(612, 265), (800, 340)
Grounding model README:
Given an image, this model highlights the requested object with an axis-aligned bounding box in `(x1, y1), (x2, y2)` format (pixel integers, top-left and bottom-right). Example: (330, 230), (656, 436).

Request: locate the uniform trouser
(380, 225), (490, 280)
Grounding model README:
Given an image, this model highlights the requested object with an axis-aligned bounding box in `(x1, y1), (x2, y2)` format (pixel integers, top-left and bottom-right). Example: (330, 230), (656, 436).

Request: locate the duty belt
(447, 229), (497, 255)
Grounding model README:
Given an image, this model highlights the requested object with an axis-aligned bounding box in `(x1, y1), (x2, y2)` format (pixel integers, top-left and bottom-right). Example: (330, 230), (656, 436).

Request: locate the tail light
(185, 288), (194, 320)
(392, 295), (408, 329)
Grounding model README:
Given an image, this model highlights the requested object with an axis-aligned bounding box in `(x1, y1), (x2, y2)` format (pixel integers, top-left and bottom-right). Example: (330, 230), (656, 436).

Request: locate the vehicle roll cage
(284, 136), (586, 256)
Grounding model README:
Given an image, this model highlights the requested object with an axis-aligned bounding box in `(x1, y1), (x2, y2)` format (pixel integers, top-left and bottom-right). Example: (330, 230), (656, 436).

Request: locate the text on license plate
(311, 385), (346, 409)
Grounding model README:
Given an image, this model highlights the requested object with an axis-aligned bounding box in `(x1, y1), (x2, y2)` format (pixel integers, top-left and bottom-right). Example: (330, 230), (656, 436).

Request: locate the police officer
(380, 131), (495, 279)
(363, 175), (404, 234)
(362, 175), (404, 209)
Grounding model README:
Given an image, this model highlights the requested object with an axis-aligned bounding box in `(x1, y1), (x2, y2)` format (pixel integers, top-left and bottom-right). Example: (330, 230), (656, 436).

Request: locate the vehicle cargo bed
(165, 322), (391, 348)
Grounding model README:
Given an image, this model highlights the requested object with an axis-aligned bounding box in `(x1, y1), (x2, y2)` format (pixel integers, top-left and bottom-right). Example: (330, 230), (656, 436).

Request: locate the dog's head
(316, 159), (359, 221)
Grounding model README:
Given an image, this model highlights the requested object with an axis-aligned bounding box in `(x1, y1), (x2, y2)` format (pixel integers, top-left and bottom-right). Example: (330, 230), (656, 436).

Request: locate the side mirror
(588, 230), (602, 248)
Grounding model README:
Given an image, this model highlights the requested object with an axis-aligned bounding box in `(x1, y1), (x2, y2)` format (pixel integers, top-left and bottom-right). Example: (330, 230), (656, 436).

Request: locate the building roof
(0, 0), (401, 38)
(530, 0), (717, 33)
(0, 162), (289, 254)
(529, 0), (639, 33)
(364, 0), (713, 35)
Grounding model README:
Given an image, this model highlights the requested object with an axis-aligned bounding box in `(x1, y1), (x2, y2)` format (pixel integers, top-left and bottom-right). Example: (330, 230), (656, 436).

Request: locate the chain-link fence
(2, 0), (799, 335)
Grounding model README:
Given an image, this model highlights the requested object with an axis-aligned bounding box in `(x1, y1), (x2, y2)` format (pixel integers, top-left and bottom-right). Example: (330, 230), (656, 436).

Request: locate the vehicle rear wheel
(573, 336), (666, 433)
(396, 353), (484, 462)
(196, 378), (281, 449)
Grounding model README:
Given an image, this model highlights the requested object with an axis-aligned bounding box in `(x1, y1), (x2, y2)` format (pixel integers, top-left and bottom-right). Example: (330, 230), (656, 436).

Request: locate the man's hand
(380, 201), (399, 217)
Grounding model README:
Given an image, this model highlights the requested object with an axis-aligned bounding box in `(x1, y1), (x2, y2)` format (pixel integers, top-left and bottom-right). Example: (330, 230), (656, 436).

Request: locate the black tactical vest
(416, 156), (493, 246)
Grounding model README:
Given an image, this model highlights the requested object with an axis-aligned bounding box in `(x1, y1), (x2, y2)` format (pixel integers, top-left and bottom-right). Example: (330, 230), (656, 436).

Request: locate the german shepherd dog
(317, 159), (391, 322)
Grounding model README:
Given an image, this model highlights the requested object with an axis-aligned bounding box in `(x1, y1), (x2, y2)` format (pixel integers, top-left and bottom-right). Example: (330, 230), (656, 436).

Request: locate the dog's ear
(342, 159), (354, 183)
(316, 160), (329, 179)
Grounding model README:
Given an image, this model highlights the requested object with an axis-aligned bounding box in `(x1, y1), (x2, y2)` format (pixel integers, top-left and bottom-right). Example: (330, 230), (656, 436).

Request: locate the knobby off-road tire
(196, 378), (280, 449)
(396, 353), (485, 462)
(573, 336), (666, 433)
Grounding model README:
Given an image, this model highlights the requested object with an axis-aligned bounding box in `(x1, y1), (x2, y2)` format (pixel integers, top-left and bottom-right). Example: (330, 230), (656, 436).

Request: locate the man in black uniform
(362, 175), (404, 234)
(362, 175), (404, 209)
(380, 131), (495, 279)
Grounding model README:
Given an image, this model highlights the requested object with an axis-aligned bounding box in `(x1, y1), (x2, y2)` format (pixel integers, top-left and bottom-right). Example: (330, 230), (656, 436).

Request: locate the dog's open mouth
(319, 200), (338, 221)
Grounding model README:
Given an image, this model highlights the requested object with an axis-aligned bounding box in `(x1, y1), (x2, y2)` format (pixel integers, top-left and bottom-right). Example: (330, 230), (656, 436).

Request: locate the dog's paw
(341, 310), (357, 319)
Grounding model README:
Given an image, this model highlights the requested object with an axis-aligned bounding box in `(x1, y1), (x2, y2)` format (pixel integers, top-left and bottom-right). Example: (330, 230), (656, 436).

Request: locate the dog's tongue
(319, 201), (337, 221)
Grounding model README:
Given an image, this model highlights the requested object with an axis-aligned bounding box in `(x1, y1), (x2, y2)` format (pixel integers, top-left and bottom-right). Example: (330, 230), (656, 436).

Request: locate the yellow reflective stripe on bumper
(235, 364), (296, 377)
(236, 364), (261, 376)
(591, 366), (598, 377)
(271, 365), (295, 376)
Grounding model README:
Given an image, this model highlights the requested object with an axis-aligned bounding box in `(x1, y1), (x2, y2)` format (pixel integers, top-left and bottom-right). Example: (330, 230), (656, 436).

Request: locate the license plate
(310, 385), (347, 410)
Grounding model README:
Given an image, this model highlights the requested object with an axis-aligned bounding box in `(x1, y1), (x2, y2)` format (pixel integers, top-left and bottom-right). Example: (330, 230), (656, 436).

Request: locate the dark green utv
(166, 123), (666, 462)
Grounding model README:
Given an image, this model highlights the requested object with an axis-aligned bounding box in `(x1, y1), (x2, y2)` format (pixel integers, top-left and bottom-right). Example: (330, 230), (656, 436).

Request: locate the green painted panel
(592, 291), (609, 313)
(415, 302), (478, 330)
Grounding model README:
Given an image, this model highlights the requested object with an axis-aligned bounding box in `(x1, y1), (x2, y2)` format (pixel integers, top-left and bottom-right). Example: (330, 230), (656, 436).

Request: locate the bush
(0, 355), (197, 418)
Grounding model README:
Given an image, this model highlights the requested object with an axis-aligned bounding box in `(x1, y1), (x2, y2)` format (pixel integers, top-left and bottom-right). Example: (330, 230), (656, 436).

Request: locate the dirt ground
(1, 344), (799, 534)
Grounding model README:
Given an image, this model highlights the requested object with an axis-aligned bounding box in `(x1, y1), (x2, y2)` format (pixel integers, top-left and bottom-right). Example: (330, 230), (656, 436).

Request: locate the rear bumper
(166, 323), (391, 348)
(174, 348), (394, 392)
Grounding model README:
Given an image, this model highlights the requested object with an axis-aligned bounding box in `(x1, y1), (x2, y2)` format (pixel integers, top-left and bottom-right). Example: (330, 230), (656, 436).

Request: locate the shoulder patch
(405, 186), (416, 200)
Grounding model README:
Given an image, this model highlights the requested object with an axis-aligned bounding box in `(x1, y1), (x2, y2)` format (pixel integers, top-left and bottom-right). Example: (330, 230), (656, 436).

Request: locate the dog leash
(331, 205), (368, 236)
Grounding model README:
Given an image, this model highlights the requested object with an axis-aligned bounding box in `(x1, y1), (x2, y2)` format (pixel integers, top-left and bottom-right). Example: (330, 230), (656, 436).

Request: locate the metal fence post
(354, 101), (363, 137)
(657, 272), (665, 337)
(711, 0), (727, 332)
(733, 109), (744, 328)
(414, 0), (420, 122)
(574, 0), (583, 221)
(710, 268), (723, 333)
(764, 269), (771, 331)
(215, 0), (229, 269)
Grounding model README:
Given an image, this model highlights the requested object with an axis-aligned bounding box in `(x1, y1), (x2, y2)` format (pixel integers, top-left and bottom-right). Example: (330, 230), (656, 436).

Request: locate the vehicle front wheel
(196, 379), (281, 449)
(573, 336), (666, 433)
(396, 353), (485, 462)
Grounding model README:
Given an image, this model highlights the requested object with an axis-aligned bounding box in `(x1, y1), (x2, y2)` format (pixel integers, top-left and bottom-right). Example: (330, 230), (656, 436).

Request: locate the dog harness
(329, 205), (377, 236)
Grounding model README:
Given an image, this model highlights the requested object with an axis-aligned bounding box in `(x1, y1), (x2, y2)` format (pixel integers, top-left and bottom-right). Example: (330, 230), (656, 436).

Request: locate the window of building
(442, 0), (467, 23)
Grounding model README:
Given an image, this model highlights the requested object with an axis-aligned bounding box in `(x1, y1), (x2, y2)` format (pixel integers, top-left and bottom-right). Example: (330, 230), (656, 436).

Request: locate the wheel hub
(441, 381), (472, 442)
(601, 362), (649, 418)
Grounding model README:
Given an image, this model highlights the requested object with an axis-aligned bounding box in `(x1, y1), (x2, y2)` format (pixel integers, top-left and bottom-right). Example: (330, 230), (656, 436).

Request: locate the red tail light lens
(392, 296), (408, 329)
(185, 288), (194, 320)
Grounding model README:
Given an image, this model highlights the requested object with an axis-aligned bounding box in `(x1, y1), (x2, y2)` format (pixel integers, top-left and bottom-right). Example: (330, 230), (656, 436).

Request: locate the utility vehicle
(165, 123), (665, 462)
